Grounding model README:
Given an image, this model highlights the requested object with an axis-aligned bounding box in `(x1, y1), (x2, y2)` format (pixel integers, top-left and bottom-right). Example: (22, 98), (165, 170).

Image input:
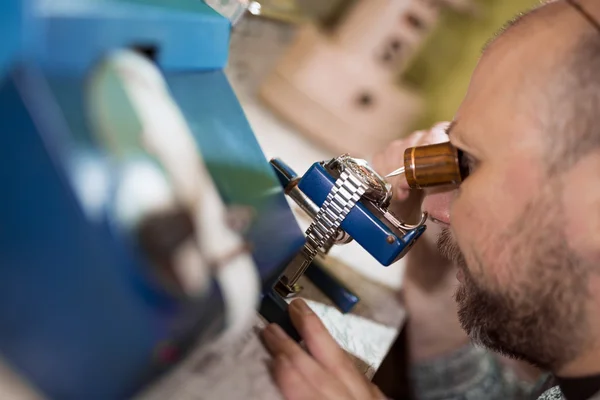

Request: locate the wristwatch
(276, 154), (426, 295)
(327, 155), (393, 208)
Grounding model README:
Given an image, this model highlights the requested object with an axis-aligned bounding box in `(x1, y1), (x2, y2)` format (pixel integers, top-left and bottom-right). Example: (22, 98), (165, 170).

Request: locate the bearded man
(260, 1), (600, 399)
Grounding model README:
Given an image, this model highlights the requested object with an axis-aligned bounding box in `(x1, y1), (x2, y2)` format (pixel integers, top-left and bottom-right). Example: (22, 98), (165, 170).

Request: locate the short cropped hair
(546, 30), (600, 173)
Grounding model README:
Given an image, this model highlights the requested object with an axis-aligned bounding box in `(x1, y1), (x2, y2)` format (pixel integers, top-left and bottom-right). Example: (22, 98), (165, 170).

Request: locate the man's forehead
(453, 0), (600, 155)
(451, 10), (552, 151)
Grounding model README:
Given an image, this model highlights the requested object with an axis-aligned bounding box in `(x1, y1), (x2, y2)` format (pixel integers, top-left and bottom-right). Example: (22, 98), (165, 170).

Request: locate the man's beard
(436, 219), (589, 371)
(437, 228), (466, 267)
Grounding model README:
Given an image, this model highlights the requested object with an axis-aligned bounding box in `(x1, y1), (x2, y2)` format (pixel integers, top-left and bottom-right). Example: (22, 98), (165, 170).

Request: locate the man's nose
(422, 189), (455, 226)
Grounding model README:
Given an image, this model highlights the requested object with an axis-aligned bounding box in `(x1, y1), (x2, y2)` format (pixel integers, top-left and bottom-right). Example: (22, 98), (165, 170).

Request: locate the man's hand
(372, 123), (470, 361)
(261, 299), (385, 400)
(371, 122), (451, 204)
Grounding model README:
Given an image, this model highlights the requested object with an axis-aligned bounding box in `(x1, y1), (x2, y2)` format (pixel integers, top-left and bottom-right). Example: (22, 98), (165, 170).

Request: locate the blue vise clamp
(268, 156), (428, 313)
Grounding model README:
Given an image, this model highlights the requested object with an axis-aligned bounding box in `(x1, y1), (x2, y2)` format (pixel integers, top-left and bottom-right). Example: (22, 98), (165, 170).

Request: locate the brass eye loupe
(386, 142), (470, 189)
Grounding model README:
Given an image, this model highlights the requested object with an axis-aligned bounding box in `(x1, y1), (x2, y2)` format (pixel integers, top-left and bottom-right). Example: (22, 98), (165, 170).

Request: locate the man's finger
(270, 355), (320, 400)
(287, 300), (349, 365)
(288, 299), (373, 400)
(428, 122), (451, 144)
(261, 323), (352, 399)
(392, 176), (411, 201)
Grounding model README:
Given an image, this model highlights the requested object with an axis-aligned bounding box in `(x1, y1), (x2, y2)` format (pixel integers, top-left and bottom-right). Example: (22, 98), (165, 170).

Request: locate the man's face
(422, 3), (592, 370)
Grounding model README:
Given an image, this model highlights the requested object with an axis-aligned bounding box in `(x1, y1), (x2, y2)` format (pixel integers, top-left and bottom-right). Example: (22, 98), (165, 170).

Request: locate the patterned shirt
(410, 344), (600, 400)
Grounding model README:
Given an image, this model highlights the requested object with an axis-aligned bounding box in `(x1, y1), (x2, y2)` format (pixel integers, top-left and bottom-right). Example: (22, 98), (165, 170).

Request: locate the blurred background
(225, 0), (540, 159)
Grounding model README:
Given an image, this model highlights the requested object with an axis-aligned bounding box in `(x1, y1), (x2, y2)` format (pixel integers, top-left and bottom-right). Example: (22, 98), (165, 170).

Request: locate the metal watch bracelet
(278, 169), (368, 292)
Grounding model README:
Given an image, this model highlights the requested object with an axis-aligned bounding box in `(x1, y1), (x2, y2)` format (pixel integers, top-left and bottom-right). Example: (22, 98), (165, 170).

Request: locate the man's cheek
(450, 194), (501, 275)
(452, 201), (516, 287)
(491, 159), (542, 223)
(449, 202), (477, 261)
(449, 193), (492, 243)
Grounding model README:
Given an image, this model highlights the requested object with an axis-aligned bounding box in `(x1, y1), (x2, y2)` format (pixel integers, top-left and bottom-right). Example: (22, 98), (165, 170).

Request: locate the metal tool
(385, 166), (405, 178)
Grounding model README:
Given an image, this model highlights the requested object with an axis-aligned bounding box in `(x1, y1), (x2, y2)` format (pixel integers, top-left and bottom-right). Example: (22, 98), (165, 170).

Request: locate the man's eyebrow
(444, 120), (457, 137)
(444, 121), (468, 149)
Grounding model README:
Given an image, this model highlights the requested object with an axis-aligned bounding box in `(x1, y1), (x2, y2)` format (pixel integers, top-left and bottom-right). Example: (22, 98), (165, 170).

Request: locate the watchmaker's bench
(138, 256), (406, 399)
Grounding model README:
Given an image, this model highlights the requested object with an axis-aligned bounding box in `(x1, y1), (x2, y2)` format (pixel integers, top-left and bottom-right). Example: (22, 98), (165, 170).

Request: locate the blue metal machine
(0, 1), (426, 398)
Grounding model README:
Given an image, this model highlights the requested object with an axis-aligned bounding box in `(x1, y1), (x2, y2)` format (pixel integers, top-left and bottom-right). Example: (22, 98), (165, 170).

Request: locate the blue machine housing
(0, 1), (305, 398)
(0, 0), (35, 78)
(36, 0), (230, 74)
(299, 163), (426, 266)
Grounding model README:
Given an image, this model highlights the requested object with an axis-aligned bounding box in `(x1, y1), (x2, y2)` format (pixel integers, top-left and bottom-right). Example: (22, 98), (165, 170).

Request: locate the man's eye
(457, 150), (478, 178)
